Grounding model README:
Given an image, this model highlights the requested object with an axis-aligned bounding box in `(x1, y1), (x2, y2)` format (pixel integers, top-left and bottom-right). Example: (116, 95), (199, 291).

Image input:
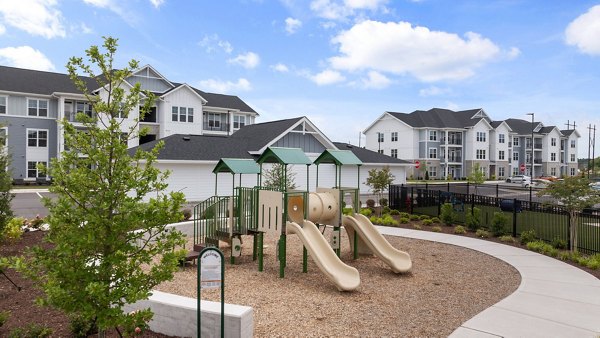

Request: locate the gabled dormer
(126, 65), (175, 93)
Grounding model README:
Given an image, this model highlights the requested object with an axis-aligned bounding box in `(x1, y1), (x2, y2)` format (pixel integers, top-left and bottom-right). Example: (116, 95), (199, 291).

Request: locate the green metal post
(334, 164), (338, 188)
(215, 174), (218, 196)
(302, 247), (308, 272)
(258, 232), (264, 272)
(252, 233), (257, 261)
(316, 165), (319, 187)
(334, 225), (341, 257)
(353, 230), (358, 259)
(306, 164), (309, 192)
(232, 173), (235, 198)
(279, 233), (287, 278)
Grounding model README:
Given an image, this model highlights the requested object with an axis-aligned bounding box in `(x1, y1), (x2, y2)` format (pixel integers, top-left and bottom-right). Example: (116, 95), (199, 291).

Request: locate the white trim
(26, 97), (49, 117)
(0, 90), (53, 98)
(492, 120), (513, 132)
(361, 162), (411, 167)
(0, 113), (55, 121)
(154, 160), (218, 165)
(132, 65), (175, 88)
(0, 94), (6, 115)
(161, 84), (207, 104)
(363, 111), (412, 133)
(256, 117), (338, 154)
(428, 147), (438, 159)
(51, 92), (88, 99)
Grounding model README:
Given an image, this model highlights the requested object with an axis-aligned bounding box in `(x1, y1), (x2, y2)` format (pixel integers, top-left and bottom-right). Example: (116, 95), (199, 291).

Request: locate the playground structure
(191, 147), (412, 291)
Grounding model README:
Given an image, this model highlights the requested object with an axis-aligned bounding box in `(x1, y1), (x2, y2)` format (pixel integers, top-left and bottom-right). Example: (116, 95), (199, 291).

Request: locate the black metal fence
(389, 183), (600, 254)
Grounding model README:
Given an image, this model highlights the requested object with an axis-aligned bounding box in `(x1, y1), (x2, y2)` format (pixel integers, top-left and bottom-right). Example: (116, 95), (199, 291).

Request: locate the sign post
(197, 247), (225, 338)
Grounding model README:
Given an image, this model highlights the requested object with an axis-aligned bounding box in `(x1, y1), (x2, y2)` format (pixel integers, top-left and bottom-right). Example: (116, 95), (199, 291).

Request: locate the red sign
(520, 163), (526, 172)
(415, 160), (420, 169)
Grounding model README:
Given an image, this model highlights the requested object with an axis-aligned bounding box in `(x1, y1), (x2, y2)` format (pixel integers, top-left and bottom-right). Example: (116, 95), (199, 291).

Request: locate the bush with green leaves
(551, 237), (568, 250)
(390, 209), (400, 216)
(422, 219), (433, 226)
(499, 235), (516, 243)
(413, 223), (422, 230)
(8, 324), (53, 338)
(342, 207), (354, 216)
(409, 214), (420, 221)
(359, 208), (372, 217)
(2, 217), (24, 242)
(454, 225), (466, 234)
(419, 215), (430, 221)
(432, 226), (442, 232)
(475, 229), (490, 238)
(370, 216), (383, 224)
(0, 310), (9, 328)
(440, 203), (455, 225)
(519, 229), (537, 245)
(465, 206), (481, 231)
(399, 212), (410, 218)
(366, 199), (375, 208)
(379, 198), (388, 207)
(431, 217), (440, 224)
(526, 240), (558, 257)
(382, 206), (391, 215)
(70, 314), (98, 338)
(399, 217), (409, 224)
(490, 212), (508, 236)
(182, 209), (192, 221)
(381, 214), (399, 227)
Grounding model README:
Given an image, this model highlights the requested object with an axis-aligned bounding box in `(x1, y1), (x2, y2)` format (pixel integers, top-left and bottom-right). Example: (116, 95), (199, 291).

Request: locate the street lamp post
(527, 113), (534, 177)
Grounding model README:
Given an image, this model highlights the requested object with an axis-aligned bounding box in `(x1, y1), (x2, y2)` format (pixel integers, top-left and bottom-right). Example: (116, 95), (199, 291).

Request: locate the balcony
(64, 111), (94, 123)
(203, 122), (230, 132)
(440, 156), (462, 163)
(441, 138), (462, 145)
(534, 158), (542, 164)
(534, 142), (543, 149)
(140, 107), (157, 123)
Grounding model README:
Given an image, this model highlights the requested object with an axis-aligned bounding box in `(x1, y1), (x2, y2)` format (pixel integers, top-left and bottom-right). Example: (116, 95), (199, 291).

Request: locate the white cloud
(309, 69), (346, 85)
(228, 52), (260, 69)
(445, 102), (459, 111)
(329, 20), (500, 82)
(565, 5), (600, 55)
(0, 0), (66, 38)
(310, 0), (388, 20)
(149, 0), (165, 8)
(344, 0), (388, 10)
(285, 17), (302, 34)
(0, 24), (5, 35)
(419, 86), (450, 97)
(360, 70), (391, 89)
(198, 34), (233, 54)
(271, 63), (289, 72)
(0, 46), (55, 71)
(198, 78), (252, 94)
(506, 46), (521, 59)
(83, 0), (136, 24)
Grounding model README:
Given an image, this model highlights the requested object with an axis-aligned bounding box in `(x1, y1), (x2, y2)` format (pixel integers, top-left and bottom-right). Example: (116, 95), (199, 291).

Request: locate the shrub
(360, 208), (372, 217)
(431, 217), (440, 224)
(182, 209), (192, 221)
(70, 314), (98, 338)
(366, 199), (375, 208)
(2, 217), (24, 242)
(413, 223), (422, 230)
(399, 217), (409, 224)
(432, 226), (442, 232)
(499, 235), (516, 243)
(8, 324), (53, 338)
(475, 229), (490, 238)
(454, 225), (466, 234)
(490, 212), (508, 236)
(409, 214), (420, 221)
(558, 251), (572, 261)
(465, 207), (481, 231)
(379, 198), (388, 207)
(0, 310), (9, 328)
(519, 229), (537, 245)
(390, 209), (400, 216)
(419, 215), (430, 221)
(526, 240), (557, 257)
(382, 206), (391, 215)
(370, 216), (382, 224)
(29, 215), (45, 229)
(440, 203), (455, 225)
(342, 207), (354, 216)
(422, 219), (433, 226)
(381, 215), (398, 226)
(551, 237), (568, 250)
(399, 212), (410, 218)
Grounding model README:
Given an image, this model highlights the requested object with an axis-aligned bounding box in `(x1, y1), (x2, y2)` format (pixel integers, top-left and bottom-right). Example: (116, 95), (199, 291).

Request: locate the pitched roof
(333, 142), (410, 164)
(504, 118), (542, 135)
(387, 108), (485, 128)
(228, 117), (304, 152)
(561, 129), (576, 136)
(133, 134), (253, 161)
(539, 126), (558, 134)
(0, 65), (256, 113)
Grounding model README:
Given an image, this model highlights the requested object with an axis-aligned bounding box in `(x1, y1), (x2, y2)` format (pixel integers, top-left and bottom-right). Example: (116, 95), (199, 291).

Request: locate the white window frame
(27, 129), (48, 148)
(377, 149), (383, 154)
(476, 132), (486, 142)
(499, 134), (505, 143)
(570, 168), (576, 176)
(513, 137), (519, 146)
(391, 132), (398, 142)
(551, 152), (556, 161)
(429, 166), (437, 177)
(513, 167), (520, 176)
(391, 149), (398, 158)
(498, 167), (505, 177)
(513, 151), (519, 161)
(498, 150), (505, 160)
(172, 106), (194, 123)
(551, 167), (557, 176)
(570, 140), (576, 148)
(570, 154), (576, 162)
(377, 132), (384, 143)
(0, 127), (7, 149)
(233, 115), (246, 129)
(27, 161), (47, 178)
(28, 98), (49, 117)
(428, 147), (437, 159)
(551, 138), (556, 146)
(0, 95), (6, 114)
(476, 149), (486, 160)
(429, 130), (437, 141)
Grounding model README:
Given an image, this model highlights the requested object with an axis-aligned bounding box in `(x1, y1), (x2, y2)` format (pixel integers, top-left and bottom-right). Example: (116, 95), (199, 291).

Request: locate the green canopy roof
(212, 158), (261, 174)
(256, 147), (312, 165)
(313, 149), (362, 166)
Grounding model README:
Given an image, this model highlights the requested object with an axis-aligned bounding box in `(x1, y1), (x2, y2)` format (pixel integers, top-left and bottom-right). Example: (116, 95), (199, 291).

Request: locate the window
(28, 99), (48, 117)
(76, 101), (93, 117)
(551, 167), (556, 176)
(570, 140), (576, 148)
(207, 112), (223, 128)
(498, 150), (505, 160)
(391, 149), (398, 158)
(0, 128), (6, 147)
(551, 153), (556, 161)
(513, 151), (519, 161)
(513, 167), (520, 176)
(498, 167), (505, 177)
(0, 96), (6, 114)
(429, 130), (437, 141)
(476, 132), (486, 142)
(551, 138), (556, 146)
(570, 154), (576, 162)
(513, 137), (519, 146)
(27, 129), (47, 147)
(172, 106), (194, 123)
(526, 138), (532, 149)
(429, 166), (437, 177)
(377, 132), (384, 142)
(27, 161), (47, 178)
(499, 134), (505, 143)
(570, 168), (576, 176)
(233, 115), (246, 129)
(377, 149), (383, 154)
(476, 149), (486, 159)
(391, 132), (398, 142)
(428, 148), (437, 159)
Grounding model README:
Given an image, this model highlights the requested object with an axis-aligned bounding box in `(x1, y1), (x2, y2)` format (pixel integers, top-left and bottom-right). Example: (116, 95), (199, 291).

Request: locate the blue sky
(1, 0), (599, 157)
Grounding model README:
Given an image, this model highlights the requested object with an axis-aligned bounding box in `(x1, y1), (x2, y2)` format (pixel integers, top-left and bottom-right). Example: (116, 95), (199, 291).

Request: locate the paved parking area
(10, 189), (54, 218)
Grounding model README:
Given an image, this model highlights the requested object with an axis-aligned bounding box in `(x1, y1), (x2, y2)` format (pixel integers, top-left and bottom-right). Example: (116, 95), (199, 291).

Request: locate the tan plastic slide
(286, 220), (360, 291)
(342, 213), (412, 273)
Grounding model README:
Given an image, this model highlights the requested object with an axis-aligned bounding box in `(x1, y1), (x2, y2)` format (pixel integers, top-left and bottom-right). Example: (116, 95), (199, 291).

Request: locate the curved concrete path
(376, 226), (600, 338)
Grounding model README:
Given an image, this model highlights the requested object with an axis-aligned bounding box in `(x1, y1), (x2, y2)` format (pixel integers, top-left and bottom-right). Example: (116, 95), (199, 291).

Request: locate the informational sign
(200, 250), (222, 289)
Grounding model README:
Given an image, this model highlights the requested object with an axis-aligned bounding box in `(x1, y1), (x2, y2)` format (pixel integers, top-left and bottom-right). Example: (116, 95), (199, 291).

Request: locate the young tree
(25, 37), (185, 337)
(262, 163), (297, 191)
(468, 162), (486, 194)
(0, 128), (14, 236)
(365, 166), (395, 210)
(538, 176), (600, 252)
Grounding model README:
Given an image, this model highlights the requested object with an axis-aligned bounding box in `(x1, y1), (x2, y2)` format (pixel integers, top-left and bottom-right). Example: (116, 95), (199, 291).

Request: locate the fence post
(512, 198), (518, 237)
(410, 187), (414, 214)
(566, 212), (571, 251)
(471, 194), (475, 212)
(496, 184), (499, 199)
(529, 186), (532, 204)
(447, 182), (450, 192)
(467, 182), (469, 195)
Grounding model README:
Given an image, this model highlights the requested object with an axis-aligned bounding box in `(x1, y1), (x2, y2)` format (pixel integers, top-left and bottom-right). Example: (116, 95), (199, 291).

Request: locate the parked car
(539, 175), (559, 182)
(506, 175), (532, 187)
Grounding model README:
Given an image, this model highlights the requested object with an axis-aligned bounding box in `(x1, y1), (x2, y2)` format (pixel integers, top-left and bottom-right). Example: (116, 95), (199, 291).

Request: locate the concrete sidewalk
(377, 226), (600, 338)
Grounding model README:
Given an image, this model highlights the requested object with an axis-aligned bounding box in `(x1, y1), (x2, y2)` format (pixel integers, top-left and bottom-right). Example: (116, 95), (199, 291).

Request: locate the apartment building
(0, 65), (258, 182)
(364, 108), (580, 179)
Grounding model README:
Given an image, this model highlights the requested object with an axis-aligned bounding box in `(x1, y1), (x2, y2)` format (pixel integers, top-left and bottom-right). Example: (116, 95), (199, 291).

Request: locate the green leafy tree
(262, 163), (297, 191)
(440, 203), (455, 226)
(365, 166), (395, 211)
(465, 206), (481, 231)
(0, 128), (14, 238)
(468, 163), (486, 194)
(24, 37), (185, 337)
(538, 176), (600, 252)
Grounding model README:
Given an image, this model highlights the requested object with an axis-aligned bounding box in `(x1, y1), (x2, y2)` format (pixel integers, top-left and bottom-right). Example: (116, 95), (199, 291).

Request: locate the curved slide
(286, 220), (360, 291)
(342, 213), (412, 273)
